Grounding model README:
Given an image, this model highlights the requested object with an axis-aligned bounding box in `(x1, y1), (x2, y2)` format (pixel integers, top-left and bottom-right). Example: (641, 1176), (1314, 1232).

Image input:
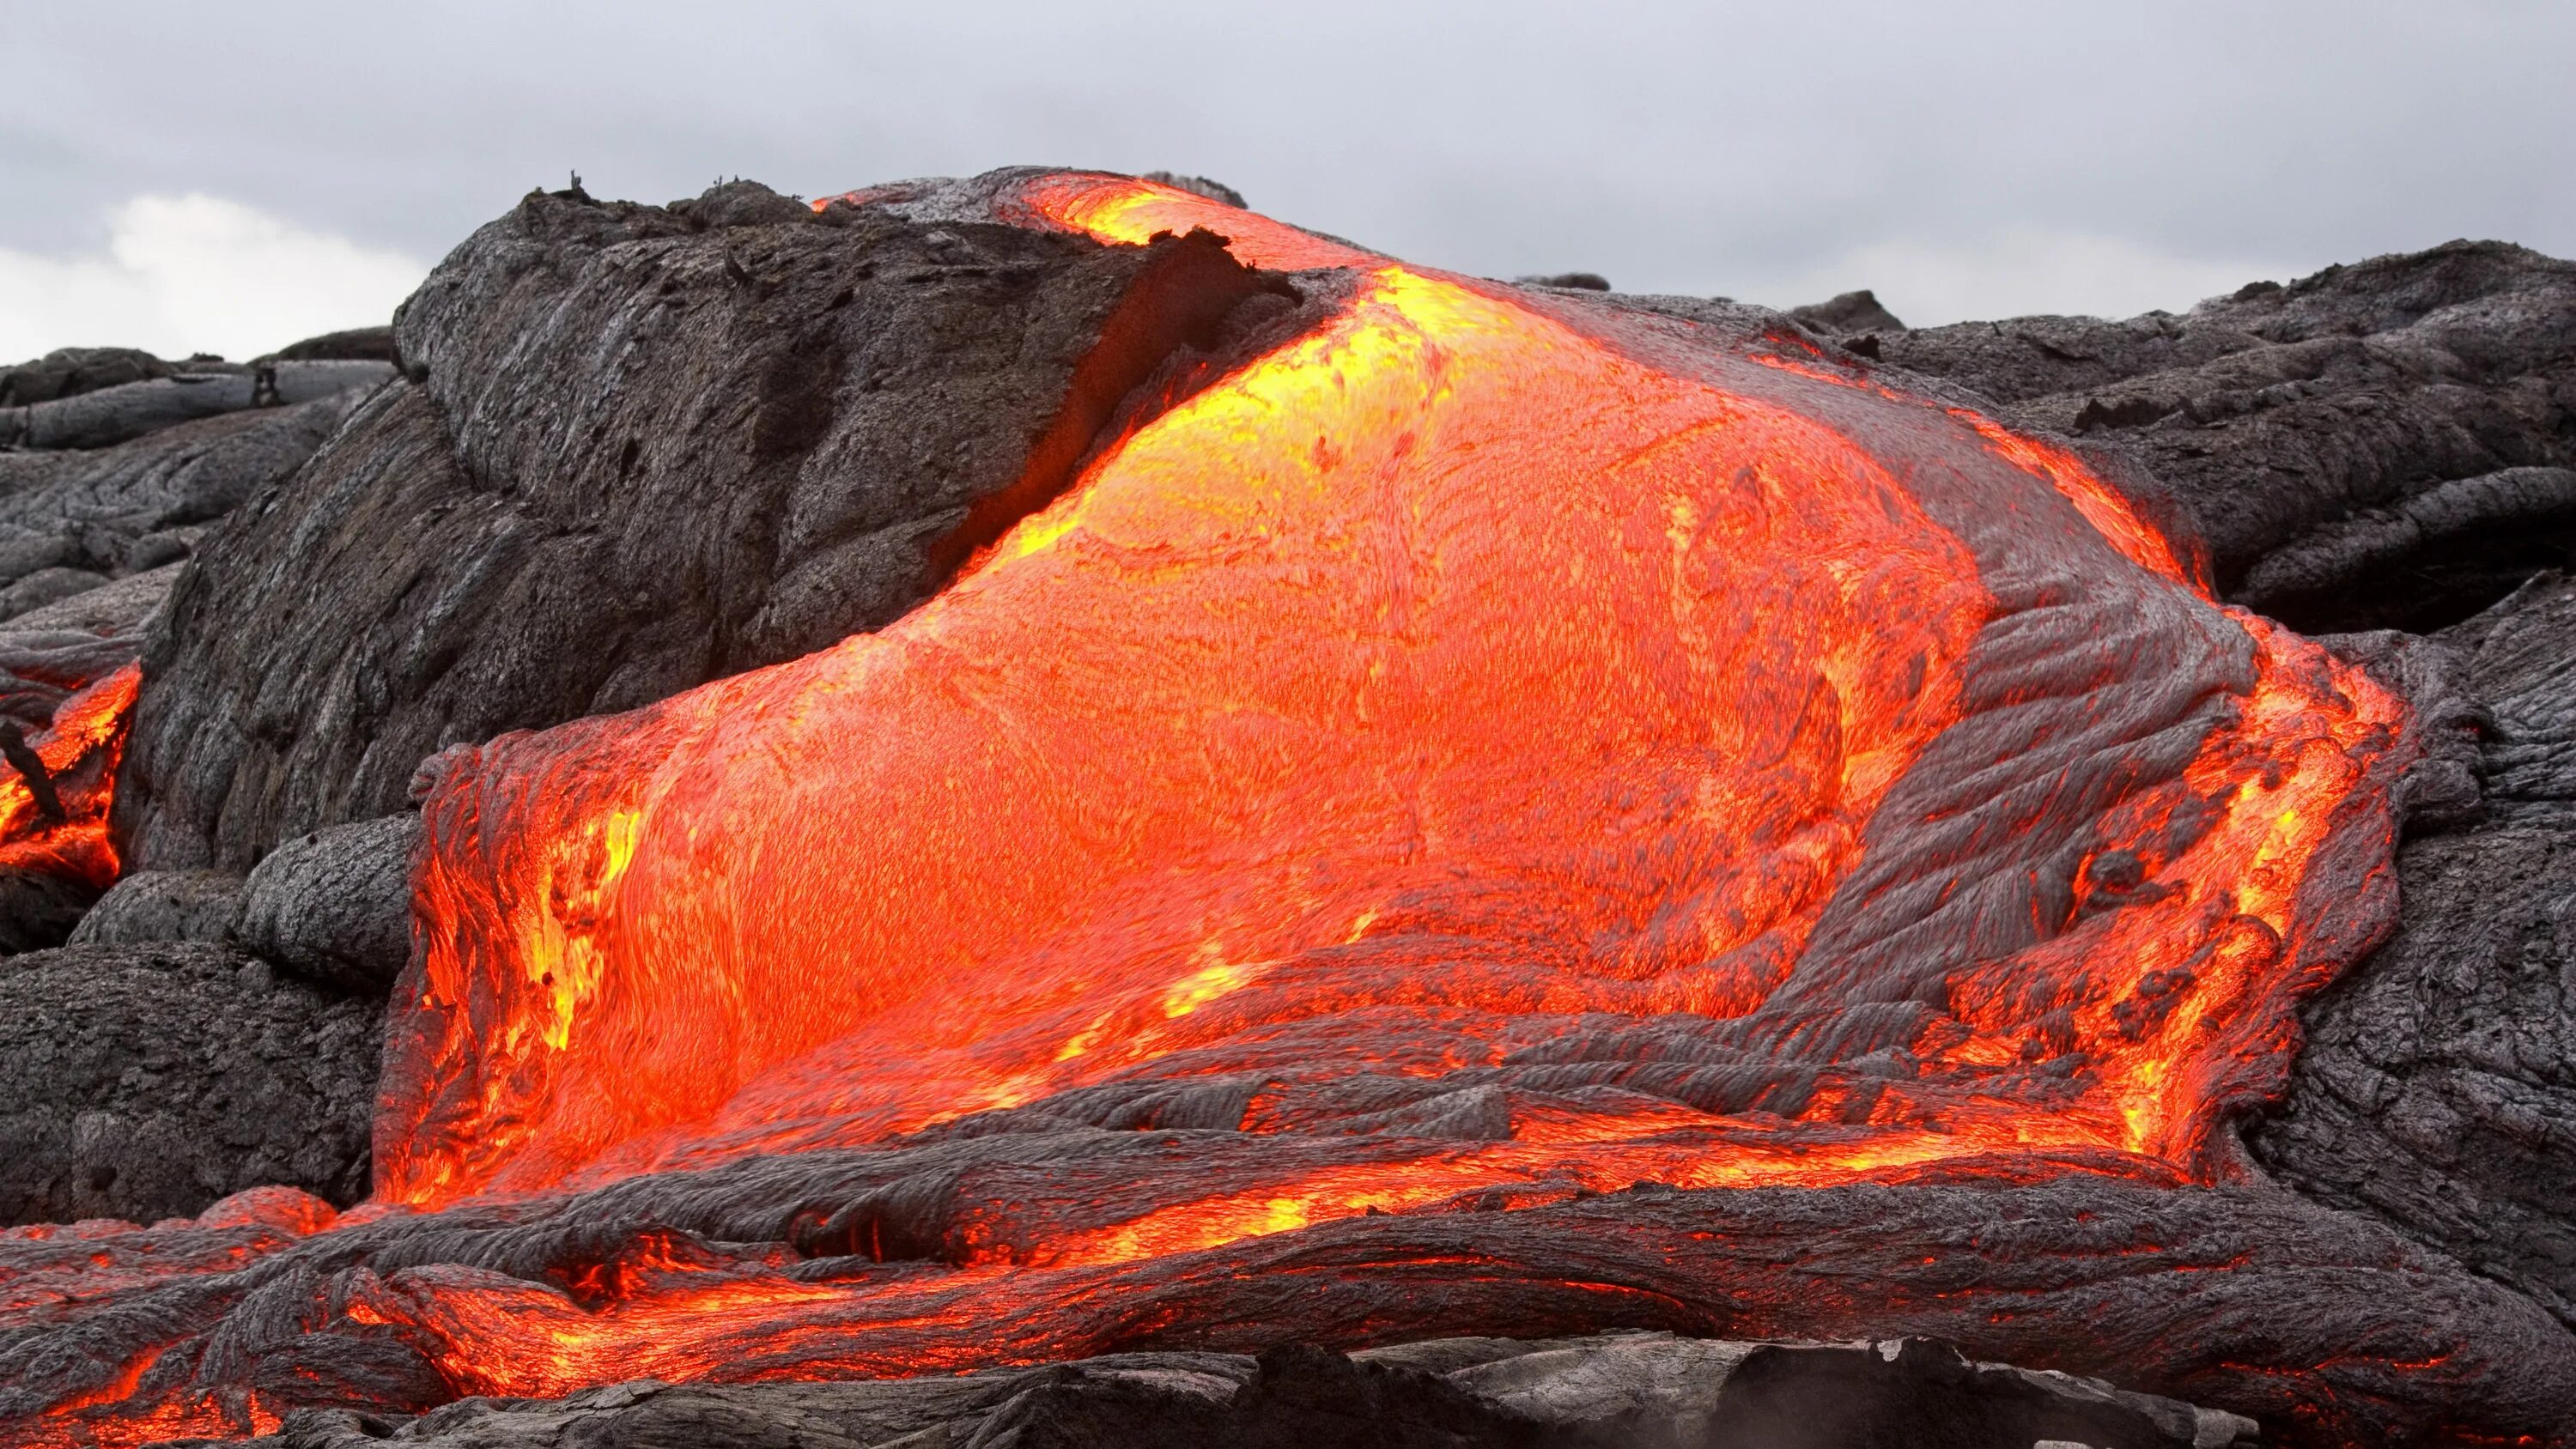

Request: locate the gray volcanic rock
(0, 361), (392, 452)
(237, 813), (419, 993)
(241, 1334), (2242, 1449)
(0, 346), (178, 408)
(2251, 572), (2576, 1327)
(0, 391), (367, 584)
(1873, 240), (2576, 633)
(119, 180), (1301, 871)
(0, 386), (374, 741)
(0, 561), (181, 635)
(0, 561), (178, 730)
(0, 941), (380, 1224)
(67, 869), (246, 947)
(0, 567), (108, 621)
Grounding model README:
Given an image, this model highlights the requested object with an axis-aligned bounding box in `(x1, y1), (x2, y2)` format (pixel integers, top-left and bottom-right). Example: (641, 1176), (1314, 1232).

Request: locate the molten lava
(0, 662), (141, 888)
(10, 175), (2428, 1447)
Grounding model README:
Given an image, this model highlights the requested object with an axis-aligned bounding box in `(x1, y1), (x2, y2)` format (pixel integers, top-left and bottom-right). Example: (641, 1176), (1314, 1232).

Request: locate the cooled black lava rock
(67, 869), (246, 947)
(5, 1165), (2549, 1446)
(263, 326), (398, 365)
(0, 941), (380, 1223)
(0, 391), (368, 604)
(2251, 571), (2576, 1327)
(1787, 287), (1905, 336)
(0, 361), (392, 453)
(1873, 240), (2576, 634)
(235, 1334), (2237, 1449)
(0, 347), (177, 408)
(237, 814), (419, 994)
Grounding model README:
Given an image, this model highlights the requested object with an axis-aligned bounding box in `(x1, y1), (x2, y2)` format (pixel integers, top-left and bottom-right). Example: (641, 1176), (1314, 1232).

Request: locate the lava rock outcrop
(1869, 240), (2576, 634)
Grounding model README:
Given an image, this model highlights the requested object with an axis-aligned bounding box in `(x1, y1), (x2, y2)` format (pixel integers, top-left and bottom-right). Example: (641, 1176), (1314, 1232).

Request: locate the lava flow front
(9, 174), (2422, 1446)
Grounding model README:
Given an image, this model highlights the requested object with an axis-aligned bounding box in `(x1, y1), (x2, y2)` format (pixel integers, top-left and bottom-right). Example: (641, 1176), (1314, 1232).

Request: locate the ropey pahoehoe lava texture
(4, 173), (2574, 1448)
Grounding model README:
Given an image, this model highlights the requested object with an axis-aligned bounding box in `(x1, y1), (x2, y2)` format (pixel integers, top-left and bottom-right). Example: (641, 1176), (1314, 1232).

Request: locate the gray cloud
(4, 0), (2569, 331)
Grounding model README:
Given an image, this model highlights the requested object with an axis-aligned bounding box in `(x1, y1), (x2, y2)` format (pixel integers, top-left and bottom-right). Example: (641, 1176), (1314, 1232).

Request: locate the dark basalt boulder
(1517, 271), (1613, 291)
(0, 941), (380, 1224)
(67, 869), (246, 947)
(118, 180), (1302, 871)
(236, 813), (419, 994)
(1787, 286), (1905, 338)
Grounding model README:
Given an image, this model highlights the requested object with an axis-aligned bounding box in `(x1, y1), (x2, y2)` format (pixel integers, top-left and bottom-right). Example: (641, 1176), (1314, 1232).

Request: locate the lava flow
(0, 662), (142, 888)
(9, 176), (2425, 1446)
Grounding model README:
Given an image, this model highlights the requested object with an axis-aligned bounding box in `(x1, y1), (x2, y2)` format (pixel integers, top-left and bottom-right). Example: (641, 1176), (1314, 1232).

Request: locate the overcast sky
(4, 1), (2569, 360)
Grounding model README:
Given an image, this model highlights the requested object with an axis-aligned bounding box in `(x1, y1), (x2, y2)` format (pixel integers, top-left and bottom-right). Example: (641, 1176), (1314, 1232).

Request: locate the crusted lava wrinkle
(14, 176), (2472, 1447)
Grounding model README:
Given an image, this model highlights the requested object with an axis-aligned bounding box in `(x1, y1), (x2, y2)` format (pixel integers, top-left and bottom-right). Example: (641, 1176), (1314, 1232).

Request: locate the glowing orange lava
(0, 662), (142, 888)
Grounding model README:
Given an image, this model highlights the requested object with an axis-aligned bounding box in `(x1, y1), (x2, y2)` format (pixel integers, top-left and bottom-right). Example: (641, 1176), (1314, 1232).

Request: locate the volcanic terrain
(1, 171), (2573, 1447)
